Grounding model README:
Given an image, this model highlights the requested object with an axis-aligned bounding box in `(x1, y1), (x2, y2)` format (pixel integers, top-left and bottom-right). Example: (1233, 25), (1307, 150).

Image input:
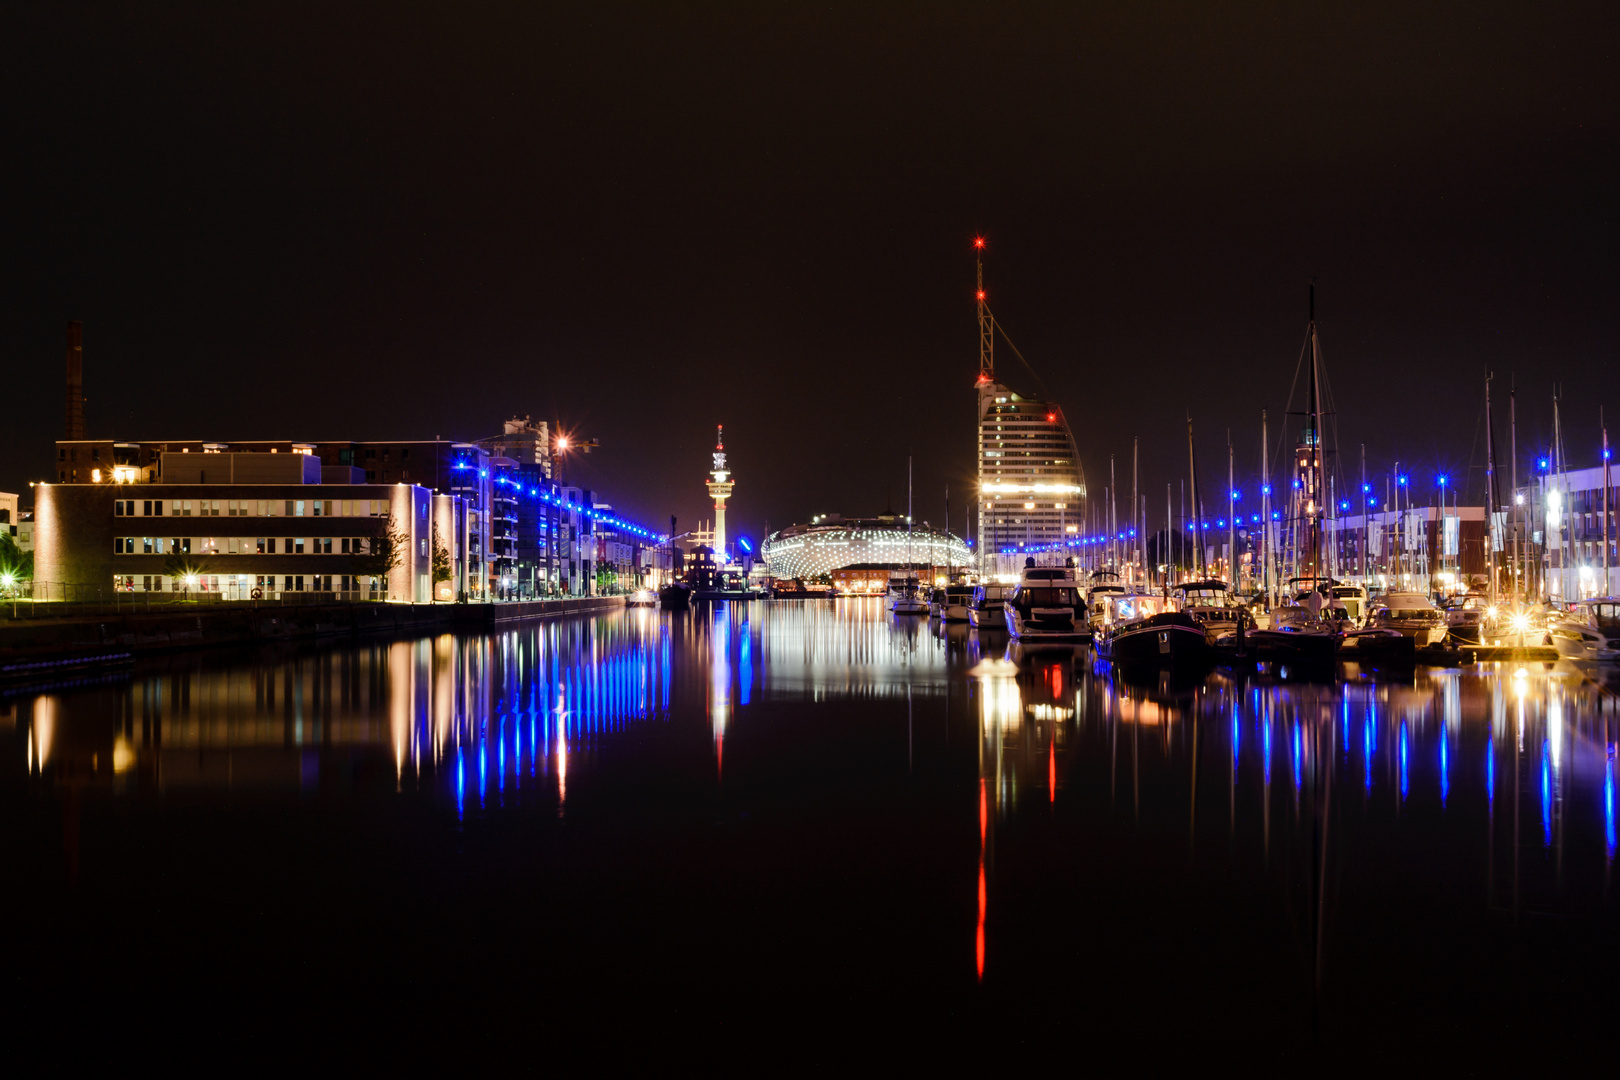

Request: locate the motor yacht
(1329, 582), (1371, 623)
(1004, 558), (1089, 641)
(1249, 603), (1339, 664)
(1364, 592), (1449, 646)
(967, 583), (1012, 631)
(1444, 592), (1490, 644)
(1550, 598), (1620, 661)
(1085, 570), (1129, 636)
(1338, 624), (1417, 665)
(939, 583), (974, 623)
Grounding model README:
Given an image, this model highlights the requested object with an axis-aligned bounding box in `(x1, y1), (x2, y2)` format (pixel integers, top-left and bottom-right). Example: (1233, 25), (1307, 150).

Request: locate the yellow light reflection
(32, 696), (55, 773)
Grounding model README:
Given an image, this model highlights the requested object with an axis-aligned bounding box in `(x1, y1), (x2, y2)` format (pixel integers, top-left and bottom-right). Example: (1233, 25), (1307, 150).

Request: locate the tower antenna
(975, 237), (993, 381)
(706, 425), (734, 561)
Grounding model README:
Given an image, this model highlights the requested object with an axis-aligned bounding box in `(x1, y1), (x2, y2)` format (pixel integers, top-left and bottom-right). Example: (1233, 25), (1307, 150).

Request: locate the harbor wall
(0, 596), (626, 669)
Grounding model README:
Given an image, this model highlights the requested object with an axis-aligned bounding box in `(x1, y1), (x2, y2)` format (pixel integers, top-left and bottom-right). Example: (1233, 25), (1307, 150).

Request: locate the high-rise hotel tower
(972, 240), (1086, 568)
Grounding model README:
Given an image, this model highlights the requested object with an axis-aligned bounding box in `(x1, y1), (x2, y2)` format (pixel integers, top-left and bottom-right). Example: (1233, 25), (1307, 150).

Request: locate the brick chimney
(65, 320), (85, 440)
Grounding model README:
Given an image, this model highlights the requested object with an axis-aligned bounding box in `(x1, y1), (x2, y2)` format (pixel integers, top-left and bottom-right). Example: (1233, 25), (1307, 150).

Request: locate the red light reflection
(976, 862), (987, 981)
(1049, 738), (1056, 802)
(977, 777), (987, 981)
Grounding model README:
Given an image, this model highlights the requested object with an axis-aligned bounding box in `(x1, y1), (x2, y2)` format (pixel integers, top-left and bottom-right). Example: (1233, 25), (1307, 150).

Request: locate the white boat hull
(968, 604), (1005, 630)
(1551, 626), (1620, 661)
(1004, 606), (1089, 641)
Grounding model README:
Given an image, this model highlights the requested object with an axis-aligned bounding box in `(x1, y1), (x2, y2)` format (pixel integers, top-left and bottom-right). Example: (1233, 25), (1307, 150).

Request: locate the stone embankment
(0, 597), (625, 676)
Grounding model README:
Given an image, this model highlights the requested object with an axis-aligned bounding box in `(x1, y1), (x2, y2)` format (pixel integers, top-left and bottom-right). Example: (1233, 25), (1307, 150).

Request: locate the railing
(0, 582), (393, 619)
(1, 580), (634, 619)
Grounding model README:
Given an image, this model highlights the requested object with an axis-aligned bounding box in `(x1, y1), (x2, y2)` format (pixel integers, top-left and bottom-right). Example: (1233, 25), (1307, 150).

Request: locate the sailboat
(658, 514), (693, 610)
(892, 456), (929, 615)
(1249, 286), (1341, 665)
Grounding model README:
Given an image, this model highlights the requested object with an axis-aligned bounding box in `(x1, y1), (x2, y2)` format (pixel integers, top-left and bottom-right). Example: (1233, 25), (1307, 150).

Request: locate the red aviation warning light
(975, 234), (993, 382)
(1046, 412), (1057, 423)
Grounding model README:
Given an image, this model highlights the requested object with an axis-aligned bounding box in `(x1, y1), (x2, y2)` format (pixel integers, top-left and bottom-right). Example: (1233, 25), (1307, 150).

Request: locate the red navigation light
(973, 237), (985, 249)
(976, 290), (985, 301)
(1046, 412), (1056, 422)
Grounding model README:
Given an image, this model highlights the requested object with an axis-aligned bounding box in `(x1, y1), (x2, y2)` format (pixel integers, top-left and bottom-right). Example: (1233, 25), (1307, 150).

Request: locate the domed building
(761, 512), (971, 582)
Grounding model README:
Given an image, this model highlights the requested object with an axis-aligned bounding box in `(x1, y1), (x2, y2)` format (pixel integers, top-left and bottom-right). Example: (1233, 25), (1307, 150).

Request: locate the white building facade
(976, 379), (1086, 576)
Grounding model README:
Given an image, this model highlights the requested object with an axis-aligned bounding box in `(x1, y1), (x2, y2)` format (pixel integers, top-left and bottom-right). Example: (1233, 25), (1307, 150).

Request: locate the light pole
(1436, 474), (1450, 595)
(1396, 471), (1408, 587)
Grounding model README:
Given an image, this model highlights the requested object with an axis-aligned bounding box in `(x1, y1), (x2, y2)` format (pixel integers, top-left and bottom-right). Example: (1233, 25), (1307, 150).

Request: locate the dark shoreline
(0, 595), (626, 677)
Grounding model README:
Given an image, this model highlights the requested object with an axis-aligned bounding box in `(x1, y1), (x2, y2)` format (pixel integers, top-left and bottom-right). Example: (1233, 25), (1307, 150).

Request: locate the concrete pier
(0, 596), (626, 673)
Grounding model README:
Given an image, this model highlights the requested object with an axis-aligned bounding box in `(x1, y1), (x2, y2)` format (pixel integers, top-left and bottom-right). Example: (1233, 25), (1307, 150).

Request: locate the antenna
(975, 237), (993, 381)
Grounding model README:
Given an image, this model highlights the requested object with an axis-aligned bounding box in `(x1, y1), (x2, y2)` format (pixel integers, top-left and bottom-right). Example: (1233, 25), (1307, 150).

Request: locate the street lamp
(1436, 475), (1449, 586)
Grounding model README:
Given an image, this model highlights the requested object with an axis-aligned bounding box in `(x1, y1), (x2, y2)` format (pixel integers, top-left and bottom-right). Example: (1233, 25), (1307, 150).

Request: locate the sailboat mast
(1510, 381), (1520, 604)
(1261, 410), (1271, 603)
(1187, 414), (1203, 577)
(1227, 433), (1236, 589)
(1132, 438), (1139, 588)
(1307, 283), (1324, 580)
(1394, 460), (1403, 585)
(1594, 417), (1607, 595)
(1553, 390), (1566, 600)
(1604, 414), (1612, 595)
(1359, 444), (1368, 587)
(1485, 372), (1499, 606)
(1109, 455), (1117, 574)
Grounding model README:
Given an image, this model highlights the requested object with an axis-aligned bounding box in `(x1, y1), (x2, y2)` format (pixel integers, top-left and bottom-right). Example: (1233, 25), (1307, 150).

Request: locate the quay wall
(0, 597), (625, 668)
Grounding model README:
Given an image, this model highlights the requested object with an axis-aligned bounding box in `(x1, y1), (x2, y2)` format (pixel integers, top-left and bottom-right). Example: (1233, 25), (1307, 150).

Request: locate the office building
(34, 452), (437, 600)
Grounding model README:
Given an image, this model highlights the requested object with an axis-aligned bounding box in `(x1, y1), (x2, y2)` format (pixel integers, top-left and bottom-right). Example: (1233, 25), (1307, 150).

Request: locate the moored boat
(967, 583), (1011, 631)
(1085, 570), (1128, 636)
(1365, 592), (1449, 646)
(1092, 593), (1209, 667)
(1444, 592), (1490, 644)
(1174, 578), (1248, 646)
(1338, 626), (1417, 665)
(1004, 558), (1089, 641)
(940, 583), (974, 622)
(1249, 604), (1339, 664)
(1550, 598), (1620, 661)
(889, 572), (929, 615)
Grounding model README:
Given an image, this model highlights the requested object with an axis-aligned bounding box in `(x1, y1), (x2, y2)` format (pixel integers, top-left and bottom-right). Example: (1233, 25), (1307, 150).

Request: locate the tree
(0, 532), (31, 583)
(431, 526), (452, 587)
(355, 512), (408, 596)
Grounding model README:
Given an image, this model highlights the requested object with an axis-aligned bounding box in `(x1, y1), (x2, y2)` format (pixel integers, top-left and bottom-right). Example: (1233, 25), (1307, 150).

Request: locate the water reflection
(7, 598), (1620, 986)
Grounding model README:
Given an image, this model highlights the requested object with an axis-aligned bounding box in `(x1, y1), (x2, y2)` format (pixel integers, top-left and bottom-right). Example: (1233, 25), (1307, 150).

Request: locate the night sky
(4, 3), (1617, 538)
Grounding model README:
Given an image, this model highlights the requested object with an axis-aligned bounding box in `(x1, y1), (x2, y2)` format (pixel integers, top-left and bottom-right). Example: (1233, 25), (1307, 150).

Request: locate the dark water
(5, 599), (1619, 1068)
